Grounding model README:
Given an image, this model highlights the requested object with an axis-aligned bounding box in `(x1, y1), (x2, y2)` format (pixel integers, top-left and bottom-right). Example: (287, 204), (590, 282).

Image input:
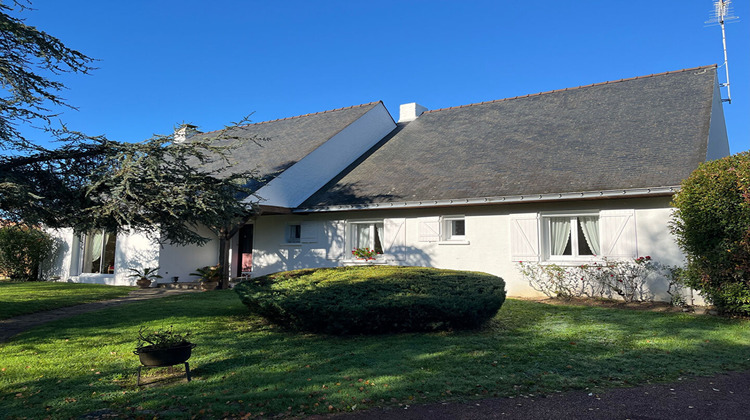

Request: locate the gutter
(293, 186), (680, 214)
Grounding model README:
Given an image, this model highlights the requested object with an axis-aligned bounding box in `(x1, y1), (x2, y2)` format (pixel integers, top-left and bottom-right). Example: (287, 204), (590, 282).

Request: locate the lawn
(0, 291), (749, 419)
(0, 282), (136, 320)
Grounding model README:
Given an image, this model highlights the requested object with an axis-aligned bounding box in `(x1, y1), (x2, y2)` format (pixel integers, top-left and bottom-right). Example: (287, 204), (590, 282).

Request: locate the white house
(47, 65), (729, 299)
(46, 102), (397, 285)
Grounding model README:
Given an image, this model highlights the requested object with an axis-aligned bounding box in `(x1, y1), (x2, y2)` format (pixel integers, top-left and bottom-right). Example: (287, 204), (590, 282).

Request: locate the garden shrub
(234, 266), (506, 334)
(518, 257), (677, 303)
(671, 152), (750, 314)
(0, 224), (56, 281)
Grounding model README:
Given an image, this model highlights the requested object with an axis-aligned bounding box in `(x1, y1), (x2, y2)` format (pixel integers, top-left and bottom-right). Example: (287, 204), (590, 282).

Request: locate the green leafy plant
(351, 247), (379, 260)
(235, 266), (506, 334)
(190, 265), (221, 283)
(671, 152), (750, 314)
(666, 266), (689, 307)
(0, 224), (57, 281)
(127, 267), (162, 281)
(136, 325), (192, 350)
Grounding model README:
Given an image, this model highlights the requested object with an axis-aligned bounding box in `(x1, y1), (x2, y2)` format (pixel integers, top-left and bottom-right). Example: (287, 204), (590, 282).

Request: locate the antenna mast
(706, 0), (737, 103)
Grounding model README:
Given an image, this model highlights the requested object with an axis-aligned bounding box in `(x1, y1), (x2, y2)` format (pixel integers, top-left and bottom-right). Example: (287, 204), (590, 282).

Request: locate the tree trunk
(218, 227), (231, 290)
(217, 216), (254, 290)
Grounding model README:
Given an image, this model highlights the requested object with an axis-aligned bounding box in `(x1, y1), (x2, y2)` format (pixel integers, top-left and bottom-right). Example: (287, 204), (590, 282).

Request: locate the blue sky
(20, 0), (750, 153)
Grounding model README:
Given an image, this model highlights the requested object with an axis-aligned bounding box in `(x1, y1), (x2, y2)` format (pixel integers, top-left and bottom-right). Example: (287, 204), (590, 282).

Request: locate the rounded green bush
(234, 266), (506, 334)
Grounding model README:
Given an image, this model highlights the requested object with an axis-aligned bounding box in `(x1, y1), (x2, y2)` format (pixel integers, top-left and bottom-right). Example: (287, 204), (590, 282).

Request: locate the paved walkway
(0, 288), (197, 343)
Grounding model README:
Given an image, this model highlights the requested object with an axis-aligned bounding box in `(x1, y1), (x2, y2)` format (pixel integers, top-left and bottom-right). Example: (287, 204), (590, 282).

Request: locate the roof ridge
(423, 65), (717, 115)
(197, 101), (383, 135)
(249, 101), (382, 126)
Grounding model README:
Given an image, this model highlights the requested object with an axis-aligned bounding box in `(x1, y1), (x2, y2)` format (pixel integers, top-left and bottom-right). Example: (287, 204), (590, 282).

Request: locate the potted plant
(133, 325), (196, 367)
(190, 264), (221, 291)
(128, 267), (163, 289)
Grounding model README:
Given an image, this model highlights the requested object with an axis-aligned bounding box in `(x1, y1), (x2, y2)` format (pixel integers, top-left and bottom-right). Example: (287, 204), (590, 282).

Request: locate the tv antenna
(706, 0), (738, 103)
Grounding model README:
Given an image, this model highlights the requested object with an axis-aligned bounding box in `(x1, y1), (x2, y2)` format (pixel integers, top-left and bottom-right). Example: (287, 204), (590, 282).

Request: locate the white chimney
(174, 124), (200, 143)
(398, 102), (428, 123)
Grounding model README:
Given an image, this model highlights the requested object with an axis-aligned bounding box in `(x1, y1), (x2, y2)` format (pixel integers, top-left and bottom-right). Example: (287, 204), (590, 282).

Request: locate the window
(442, 216), (466, 241)
(543, 215), (600, 260)
(81, 231), (116, 274)
(349, 221), (384, 255)
(510, 210), (636, 263)
(285, 224), (301, 243)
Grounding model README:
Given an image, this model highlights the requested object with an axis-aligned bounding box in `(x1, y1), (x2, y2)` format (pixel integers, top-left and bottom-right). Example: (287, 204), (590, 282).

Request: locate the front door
(237, 224), (253, 277)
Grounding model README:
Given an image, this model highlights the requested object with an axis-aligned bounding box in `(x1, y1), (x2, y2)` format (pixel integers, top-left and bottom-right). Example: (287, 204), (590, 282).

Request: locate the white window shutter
(300, 221), (319, 243)
(384, 218), (406, 261)
(509, 213), (540, 262)
(324, 221), (345, 260)
(600, 209), (637, 258)
(418, 217), (440, 242)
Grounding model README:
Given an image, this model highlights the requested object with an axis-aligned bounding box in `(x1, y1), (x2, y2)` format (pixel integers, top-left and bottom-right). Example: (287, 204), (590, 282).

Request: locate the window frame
(79, 230), (117, 275)
(441, 215), (466, 241)
(284, 224), (302, 244)
(541, 211), (600, 263)
(346, 219), (385, 259)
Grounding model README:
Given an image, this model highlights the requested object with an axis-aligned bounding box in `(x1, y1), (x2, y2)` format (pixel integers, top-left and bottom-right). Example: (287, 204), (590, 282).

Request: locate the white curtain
(549, 218), (571, 255)
(355, 224), (370, 249)
(87, 231), (103, 273)
(579, 216), (600, 255)
(374, 223), (384, 253)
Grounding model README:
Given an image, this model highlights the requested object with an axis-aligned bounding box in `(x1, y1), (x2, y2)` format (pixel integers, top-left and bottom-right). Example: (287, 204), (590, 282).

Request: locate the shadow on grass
(1, 292), (749, 418)
(0, 282), (134, 320)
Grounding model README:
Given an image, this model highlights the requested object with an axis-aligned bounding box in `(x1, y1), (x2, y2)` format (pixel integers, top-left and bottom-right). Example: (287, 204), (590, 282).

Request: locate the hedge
(235, 266), (506, 334)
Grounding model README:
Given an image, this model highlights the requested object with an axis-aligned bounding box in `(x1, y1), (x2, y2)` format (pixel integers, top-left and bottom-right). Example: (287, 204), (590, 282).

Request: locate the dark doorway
(237, 224), (253, 277)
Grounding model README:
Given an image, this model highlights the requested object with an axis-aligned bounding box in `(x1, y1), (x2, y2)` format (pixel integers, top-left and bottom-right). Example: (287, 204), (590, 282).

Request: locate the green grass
(0, 282), (136, 320)
(1, 291), (749, 419)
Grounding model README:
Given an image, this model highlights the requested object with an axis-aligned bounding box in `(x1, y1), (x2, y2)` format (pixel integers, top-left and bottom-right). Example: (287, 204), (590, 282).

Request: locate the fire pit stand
(137, 362), (191, 386)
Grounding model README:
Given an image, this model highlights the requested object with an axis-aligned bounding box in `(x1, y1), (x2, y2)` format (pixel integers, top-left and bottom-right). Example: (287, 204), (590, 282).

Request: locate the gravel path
(0, 288), (197, 343)
(320, 370), (750, 419)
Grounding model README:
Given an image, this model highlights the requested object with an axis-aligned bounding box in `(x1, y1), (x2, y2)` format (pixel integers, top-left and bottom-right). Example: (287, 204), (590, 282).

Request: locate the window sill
(79, 273), (115, 277)
(279, 242), (302, 247)
(438, 240), (470, 245)
(542, 258), (603, 266)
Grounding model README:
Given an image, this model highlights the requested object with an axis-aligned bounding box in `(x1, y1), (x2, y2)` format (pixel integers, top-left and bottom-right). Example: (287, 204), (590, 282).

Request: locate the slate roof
(191, 101), (382, 190)
(301, 66), (718, 208)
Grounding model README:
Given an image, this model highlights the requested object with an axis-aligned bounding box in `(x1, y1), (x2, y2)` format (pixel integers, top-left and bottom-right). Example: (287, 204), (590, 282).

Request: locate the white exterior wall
(250, 197), (685, 301)
(157, 225), (219, 284)
(46, 225), (223, 286)
(252, 217), (339, 274)
(46, 229), (160, 286)
(43, 228), (76, 281)
(112, 230), (160, 285)
(252, 103), (396, 208)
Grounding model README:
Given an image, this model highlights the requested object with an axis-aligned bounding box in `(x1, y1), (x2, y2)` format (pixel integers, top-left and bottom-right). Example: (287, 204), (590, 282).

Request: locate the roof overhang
(258, 205), (294, 215)
(294, 186), (679, 213)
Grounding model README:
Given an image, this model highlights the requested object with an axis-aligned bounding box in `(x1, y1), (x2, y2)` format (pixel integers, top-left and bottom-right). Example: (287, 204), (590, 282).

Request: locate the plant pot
(201, 281), (219, 291)
(136, 277), (152, 289)
(134, 343), (196, 367)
